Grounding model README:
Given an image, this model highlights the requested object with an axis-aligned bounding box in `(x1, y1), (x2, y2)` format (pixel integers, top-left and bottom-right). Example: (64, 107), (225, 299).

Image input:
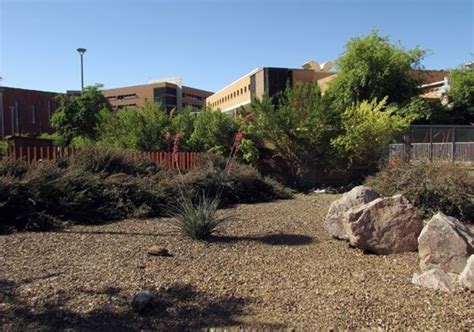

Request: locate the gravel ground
(1, 193), (473, 331)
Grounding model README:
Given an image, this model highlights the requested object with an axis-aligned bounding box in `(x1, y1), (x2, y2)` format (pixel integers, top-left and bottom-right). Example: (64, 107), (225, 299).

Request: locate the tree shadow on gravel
(210, 233), (315, 246)
(1, 279), (285, 331)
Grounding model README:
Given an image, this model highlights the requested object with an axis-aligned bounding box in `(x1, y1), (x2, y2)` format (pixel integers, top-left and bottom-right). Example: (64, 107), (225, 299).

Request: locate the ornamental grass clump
(172, 194), (231, 240)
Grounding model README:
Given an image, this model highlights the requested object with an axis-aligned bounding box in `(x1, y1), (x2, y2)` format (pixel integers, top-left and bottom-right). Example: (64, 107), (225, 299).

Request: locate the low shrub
(0, 177), (65, 233)
(365, 160), (474, 223)
(73, 147), (159, 176)
(0, 147), (291, 234)
(0, 158), (29, 178)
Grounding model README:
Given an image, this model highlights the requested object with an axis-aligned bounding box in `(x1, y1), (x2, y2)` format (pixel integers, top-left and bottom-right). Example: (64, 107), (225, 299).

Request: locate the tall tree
(251, 82), (339, 186)
(325, 30), (426, 113)
(447, 66), (474, 123)
(51, 84), (112, 145)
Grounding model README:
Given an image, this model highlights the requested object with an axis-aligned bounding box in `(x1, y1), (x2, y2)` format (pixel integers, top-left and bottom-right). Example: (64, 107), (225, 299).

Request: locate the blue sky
(0, 0), (472, 93)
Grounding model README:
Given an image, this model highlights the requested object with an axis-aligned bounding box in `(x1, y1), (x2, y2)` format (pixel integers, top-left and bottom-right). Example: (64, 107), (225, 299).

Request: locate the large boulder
(412, 268), (454, 293)
(343, 195), (423, 254)
(324, 186), (380, 240)
(418, 212), (474, 274)
(459, 255), (474, 291)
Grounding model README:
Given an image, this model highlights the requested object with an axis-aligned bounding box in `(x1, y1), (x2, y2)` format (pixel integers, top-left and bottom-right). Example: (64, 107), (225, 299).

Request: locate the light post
(76, 48), (87, 94)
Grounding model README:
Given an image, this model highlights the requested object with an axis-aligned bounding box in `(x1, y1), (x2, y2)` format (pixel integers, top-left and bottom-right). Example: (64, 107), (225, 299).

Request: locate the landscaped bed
(1, 193), (472, 330)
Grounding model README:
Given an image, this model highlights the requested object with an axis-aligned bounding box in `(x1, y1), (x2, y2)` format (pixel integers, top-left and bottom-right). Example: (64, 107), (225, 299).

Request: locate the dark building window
(265, 68), (291, 98)
(31, 105), (36, 124)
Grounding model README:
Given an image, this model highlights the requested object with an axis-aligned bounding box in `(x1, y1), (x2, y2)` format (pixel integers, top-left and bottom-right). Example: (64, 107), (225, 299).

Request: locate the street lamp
(76, 48), (87, 94)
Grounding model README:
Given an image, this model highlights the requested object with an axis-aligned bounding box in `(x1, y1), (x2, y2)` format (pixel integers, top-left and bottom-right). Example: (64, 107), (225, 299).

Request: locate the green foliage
(251, 82), (339, 186)
(189, 109), (238, 154)
(325, 30), (426, 112)
(168, 107), (196, 151)
(449, 66), (474, 106)
(172, 194), (228, 240)
(0, 158), (29, 178)
(51, 85), (112, 145)
(447, 66), (474, 124)
(332, 98), (413, 167)
(98, 101), (170, 151)
(73, 146), (159, 176)
(38, 132), (66, 146)
(0, 140), (8, 152)
(365, 161), (474, 223)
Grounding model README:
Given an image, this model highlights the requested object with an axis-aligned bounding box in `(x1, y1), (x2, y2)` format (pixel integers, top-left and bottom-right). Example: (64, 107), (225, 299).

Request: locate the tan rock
(323, 186), (380, 240)
(459, 255), (474, 291)
(344, 195), (423, 254)
(412, 268), (454, 293)
(418, 212), (474, 274)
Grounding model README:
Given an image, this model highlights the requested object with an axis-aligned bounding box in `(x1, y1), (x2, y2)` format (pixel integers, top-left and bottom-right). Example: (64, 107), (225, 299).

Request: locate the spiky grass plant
(172, 194), (230, 240)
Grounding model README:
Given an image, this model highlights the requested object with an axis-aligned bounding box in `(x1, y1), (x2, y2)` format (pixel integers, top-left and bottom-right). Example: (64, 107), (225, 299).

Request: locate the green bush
(0, 158), (29, 178)
(73, 146), (159, 176)
(0, 176), (64, 233)
(184, 154), (293, 204)
(0, 147), (291, 234)
(365, 161), (474, 223)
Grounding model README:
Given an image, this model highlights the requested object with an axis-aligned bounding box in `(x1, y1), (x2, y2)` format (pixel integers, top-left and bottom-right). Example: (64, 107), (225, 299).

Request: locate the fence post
(452, 127), (456, 162)
(429, 127), (433, 161)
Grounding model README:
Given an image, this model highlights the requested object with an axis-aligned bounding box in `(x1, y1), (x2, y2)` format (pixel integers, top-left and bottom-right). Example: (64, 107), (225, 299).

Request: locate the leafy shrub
(172, 194), (229, 240)
(0, 158), (29, 178)
(0, 148), (291, 234)
(365, 161), (474, 222)
(73, 146), (159, 176)
(0, 176), (64, 233)
(184, 154), (293, 204)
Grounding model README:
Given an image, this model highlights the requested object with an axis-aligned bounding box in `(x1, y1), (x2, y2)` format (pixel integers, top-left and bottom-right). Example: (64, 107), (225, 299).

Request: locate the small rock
(459, 255), (474, 291)
(324, 185), (381, 240)
(148, 246), (172, 257)
(418, 212), (474, 274)
(412, 268), (454, 293)
(131, 290), (154, 314)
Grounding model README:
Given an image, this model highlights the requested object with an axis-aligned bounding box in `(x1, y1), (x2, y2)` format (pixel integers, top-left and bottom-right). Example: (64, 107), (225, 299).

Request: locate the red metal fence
(3, 137), (200, 170)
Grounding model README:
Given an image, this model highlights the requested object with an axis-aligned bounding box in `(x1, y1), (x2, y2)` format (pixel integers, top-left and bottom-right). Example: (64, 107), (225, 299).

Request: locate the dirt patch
(1, 194), (472, 330)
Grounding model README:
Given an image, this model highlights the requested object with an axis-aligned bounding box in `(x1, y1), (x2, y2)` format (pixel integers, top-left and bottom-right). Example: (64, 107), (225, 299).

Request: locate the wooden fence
(4, 145), (200, 170)
(389, 142), (474, 163)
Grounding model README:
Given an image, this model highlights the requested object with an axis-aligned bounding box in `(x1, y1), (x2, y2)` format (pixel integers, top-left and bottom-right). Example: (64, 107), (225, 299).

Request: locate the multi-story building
(207, 62), (452, 115)
(206, 66), (335, 114)
(0, 87), (58, 139)
(102, 77), (213, 113)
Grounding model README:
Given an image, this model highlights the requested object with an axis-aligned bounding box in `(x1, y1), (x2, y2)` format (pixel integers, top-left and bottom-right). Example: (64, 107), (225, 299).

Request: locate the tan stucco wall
(206, 73), (254, 112)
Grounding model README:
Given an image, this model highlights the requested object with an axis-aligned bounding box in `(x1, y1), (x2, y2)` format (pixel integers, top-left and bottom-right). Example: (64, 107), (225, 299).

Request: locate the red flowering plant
(170, 112), (255, 240)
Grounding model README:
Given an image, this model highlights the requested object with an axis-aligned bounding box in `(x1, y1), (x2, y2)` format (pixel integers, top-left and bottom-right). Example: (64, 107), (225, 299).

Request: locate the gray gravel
(1, 193), (473, 330)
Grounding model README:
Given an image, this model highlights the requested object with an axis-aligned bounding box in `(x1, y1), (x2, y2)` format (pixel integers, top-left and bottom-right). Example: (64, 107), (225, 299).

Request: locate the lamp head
(76, 48), (87, 55)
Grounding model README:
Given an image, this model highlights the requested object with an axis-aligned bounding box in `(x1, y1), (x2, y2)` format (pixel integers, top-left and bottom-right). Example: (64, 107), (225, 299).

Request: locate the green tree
(447, 66), (474, 123)
(51, 84), (112, 145)
(189, 109), (238, 154)
(98, 101), (170, 151)
(325, 30), (426, 113)
(168, 106), (196, 151)
(331, 97), (413, 167)
(251, 83), (339, 186)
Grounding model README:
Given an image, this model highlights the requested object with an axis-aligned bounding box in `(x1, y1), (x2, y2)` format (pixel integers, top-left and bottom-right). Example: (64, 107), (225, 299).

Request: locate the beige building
(103, 78), (213, 113)
(206, 66), (335, 114)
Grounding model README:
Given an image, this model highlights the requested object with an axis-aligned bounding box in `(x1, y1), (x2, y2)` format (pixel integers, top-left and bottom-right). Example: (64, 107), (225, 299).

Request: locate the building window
(31, 105), (36, 124)
(244, 86), (247, 93)
(47, 100), (52, 119)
